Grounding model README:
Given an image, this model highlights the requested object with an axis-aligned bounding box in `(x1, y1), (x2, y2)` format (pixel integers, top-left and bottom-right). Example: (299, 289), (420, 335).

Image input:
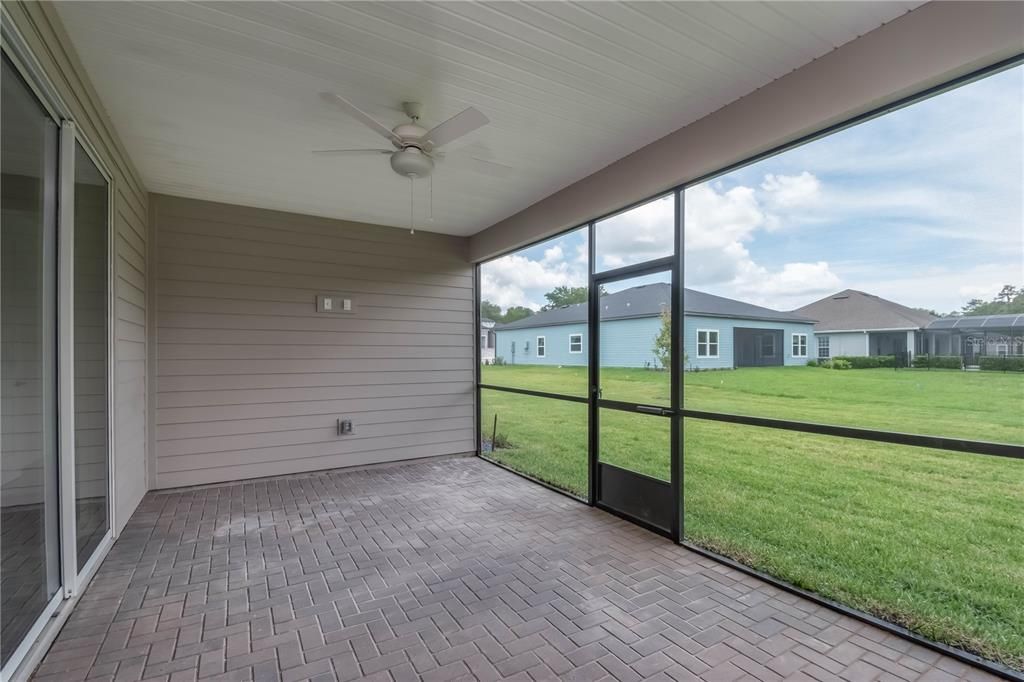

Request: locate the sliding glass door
(1, 47), (113, 678)
(1, 53), (62, 671)
(72, 142), (110, 570)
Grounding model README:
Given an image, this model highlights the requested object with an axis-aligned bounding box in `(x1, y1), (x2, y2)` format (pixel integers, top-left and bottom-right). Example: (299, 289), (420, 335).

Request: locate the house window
(569, 334), (583, 354)
(792, 333), (808, 358)
(818, 336), (830, 359)
(480, 333), (487, 350)
(536, 336), (545, 358)
(761, 335), (776, 357)
(697, 329), (719, 358)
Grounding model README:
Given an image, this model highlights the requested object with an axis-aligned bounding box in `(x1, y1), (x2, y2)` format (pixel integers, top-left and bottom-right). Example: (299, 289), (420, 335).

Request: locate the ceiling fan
(319, 92), (511, 174)
(315, 93), (506, 232)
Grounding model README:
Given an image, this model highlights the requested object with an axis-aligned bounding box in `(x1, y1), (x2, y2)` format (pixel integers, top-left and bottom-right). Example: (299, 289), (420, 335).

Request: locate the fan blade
(421, 106), (489, 148)
(466, 157), (513, 179)
(320, 93), (401, 146)
(312, 148), (393, 156)
(440, 153), (513, 178)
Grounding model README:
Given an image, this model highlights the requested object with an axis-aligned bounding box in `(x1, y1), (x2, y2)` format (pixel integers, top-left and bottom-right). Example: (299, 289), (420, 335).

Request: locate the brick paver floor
(33, 457), (1000, 681)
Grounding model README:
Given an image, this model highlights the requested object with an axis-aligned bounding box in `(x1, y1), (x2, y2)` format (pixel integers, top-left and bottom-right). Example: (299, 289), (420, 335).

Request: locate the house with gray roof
(793, 289), (938, 360)
(494, 283), (816, 370)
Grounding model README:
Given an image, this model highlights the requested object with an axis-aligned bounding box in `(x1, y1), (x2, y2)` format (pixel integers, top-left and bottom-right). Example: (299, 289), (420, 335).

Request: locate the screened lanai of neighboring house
(924, 314), (1024, 362)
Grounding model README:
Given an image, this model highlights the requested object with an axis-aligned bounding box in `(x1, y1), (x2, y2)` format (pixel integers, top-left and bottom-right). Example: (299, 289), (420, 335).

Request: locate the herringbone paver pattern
(34, 458), (999, 681)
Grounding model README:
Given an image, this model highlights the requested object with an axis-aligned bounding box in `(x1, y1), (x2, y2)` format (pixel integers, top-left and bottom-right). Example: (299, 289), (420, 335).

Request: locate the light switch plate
(316, 294), (354, 314)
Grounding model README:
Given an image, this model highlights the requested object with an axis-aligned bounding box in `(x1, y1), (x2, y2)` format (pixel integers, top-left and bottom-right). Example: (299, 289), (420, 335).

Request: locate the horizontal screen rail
(682, 409), (1024, 460)
(479, 383), (588, 403)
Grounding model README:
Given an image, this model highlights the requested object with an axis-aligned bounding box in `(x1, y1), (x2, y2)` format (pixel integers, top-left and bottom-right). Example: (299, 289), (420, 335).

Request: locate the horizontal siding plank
(156, 279), (473, 312)
(157, 311), (471, 335)
(154, 444), (473, 489)
(157, 369), (474, 392)
(156, 380), (473, 409)
(156, 404), (473, 441)
(158, 358), (470, 375)
(157, 295), (471, 323)
(157, 417), (470, 457)
(156, 329), (471, 348)
(155, 343), (468, 360)
(158, 428), (474, 473)
(158, 391), (472, 426)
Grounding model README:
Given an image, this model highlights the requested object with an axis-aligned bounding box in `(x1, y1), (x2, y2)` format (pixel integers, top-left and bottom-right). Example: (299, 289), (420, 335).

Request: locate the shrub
(830, 359), (852, 370)
(492, 356), (506, 366)
(833, 355), (895, 369)
(805, 359), (818, 367)
(912, 355), (962, 370)
(979, 356), (1024, 372)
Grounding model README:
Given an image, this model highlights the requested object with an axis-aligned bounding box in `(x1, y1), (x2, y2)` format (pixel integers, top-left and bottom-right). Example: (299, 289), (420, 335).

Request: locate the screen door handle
(636, 405), (670, 416)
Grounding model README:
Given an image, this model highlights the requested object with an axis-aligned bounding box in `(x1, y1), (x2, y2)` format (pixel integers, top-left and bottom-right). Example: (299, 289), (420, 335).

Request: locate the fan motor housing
(391, 148), (434, 178)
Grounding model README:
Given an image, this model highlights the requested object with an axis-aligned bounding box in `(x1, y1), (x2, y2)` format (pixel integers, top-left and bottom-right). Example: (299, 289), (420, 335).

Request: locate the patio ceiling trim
(468, 1), (1024, 262)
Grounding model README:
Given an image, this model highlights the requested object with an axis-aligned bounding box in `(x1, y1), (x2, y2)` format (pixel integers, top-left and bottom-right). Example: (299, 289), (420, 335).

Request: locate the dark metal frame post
(672, 189), (684, 542)
(473, 264), (482, 457)
(587, 221), (599, 505)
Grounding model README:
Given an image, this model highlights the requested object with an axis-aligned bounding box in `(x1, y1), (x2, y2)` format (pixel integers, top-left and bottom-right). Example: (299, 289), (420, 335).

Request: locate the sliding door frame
(1, 13), (117, 682)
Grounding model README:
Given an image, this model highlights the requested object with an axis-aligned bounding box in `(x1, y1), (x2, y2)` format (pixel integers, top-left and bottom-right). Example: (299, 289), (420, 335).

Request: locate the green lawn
(480, 365), (1024, 669)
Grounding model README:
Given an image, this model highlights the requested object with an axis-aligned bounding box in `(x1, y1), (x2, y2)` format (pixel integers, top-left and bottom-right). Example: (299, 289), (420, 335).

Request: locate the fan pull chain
(408, 174), (415, 235)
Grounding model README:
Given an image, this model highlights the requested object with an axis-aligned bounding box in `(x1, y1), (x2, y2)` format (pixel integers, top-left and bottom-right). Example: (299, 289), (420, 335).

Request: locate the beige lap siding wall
(151, 194), (475, 488)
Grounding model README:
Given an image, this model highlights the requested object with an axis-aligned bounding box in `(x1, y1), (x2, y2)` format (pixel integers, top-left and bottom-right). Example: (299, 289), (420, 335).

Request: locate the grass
(479, 365), (1024, 669)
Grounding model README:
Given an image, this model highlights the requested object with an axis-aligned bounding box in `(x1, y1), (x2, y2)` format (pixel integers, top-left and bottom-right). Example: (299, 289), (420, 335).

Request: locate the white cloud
(760, 171), (822, 213)
(595, 195), (675, 269)
(683, 173), (840, 309)
(481, 245), (586, 311)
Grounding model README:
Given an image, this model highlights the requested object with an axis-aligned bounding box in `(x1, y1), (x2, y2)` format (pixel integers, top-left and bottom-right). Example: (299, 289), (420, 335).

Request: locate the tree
(953, 285), (1024, 316)
(502, 306), (534, 323)
(652, 309), (671, 370)
(480, 300), (502, 321)
(541, 286), (586, 310)
(540, 285), (608, 311)
(479, 300), (535, 324)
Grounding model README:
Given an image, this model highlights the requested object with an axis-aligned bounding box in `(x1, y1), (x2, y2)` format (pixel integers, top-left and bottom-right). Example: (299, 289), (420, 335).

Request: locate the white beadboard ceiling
(55, 1), (923, 236)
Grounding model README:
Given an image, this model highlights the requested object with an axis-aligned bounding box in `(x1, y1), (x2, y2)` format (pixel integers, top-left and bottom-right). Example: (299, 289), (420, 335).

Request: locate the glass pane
(594, 194), (674, 272)
(480, 389), (588, 498)
(598, 271), (672, 405)
(1, 54), (61, 667)
(74, 143), (109, 568)
(598, 408), (670, 481)
(683, 418), (1024, 668)
(480, 226), (588, 397)
(682, 64), (1024, 445)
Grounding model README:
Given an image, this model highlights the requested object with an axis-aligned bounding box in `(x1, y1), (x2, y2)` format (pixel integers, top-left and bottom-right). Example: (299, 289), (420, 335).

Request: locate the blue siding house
(494, 283), (816, 370)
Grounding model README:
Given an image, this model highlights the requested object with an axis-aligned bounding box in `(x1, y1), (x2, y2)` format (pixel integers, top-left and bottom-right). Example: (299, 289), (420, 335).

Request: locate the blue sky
(482, 64), (1023, 314)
